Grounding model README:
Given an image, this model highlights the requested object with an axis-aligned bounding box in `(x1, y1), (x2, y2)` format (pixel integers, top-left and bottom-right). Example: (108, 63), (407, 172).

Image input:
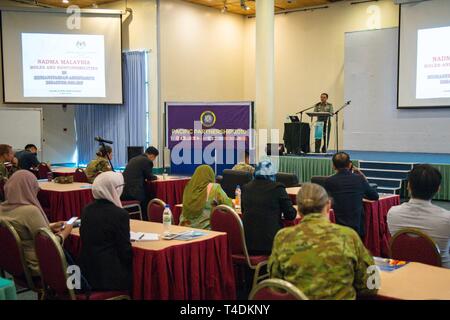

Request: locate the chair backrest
(249, 278), (308, 300)
(147, 198), (166, 223)
(0, 219), (35, 290)
(73, 168), (88, 183)
(311, 176), (328, 188)
(34, 228), (75, 300)
(390, 228), (442, 267)
(220, 169), (253, 198)
(211, 205), (250, 258)
(37, 163), (52, 179)
(276, 172), (299, 188)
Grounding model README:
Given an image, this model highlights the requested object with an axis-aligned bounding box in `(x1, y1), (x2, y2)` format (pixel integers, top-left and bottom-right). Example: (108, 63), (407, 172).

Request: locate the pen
(138, 234), (145, 240)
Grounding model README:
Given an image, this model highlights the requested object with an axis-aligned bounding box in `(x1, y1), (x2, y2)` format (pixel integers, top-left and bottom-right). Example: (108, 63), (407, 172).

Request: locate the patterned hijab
(1, 170), (49, 224)
(182, 165), (215, 219)
(92, 171), (124, 208)
(254, 160), (277, 181)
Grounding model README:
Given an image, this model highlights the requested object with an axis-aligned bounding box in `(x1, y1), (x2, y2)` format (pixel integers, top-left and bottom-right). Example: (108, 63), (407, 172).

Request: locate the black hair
(408, 164), (442, 201)
(96, 145), (112, 157)
(145, 146), (159, 156)
(332, 152), (351, 170)
(321, 93), (329, 98)
(25, 144), (37, 150)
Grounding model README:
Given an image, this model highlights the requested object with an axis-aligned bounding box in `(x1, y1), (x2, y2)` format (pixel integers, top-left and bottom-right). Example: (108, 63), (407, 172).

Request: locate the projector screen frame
(0, 7), (124, 105)
(397, 3), (450, 109)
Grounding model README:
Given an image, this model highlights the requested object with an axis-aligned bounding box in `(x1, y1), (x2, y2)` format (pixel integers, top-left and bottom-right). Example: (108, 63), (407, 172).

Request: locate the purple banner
(166, 102), (253, 150)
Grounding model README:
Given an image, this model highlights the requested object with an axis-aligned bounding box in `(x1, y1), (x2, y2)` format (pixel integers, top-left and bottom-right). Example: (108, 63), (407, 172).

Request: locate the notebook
(130, 231), (159, 241)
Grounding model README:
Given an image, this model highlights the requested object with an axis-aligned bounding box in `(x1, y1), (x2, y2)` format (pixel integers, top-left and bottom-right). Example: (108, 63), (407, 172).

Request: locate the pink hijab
(92, 171), (124, 208)
(1, 170), (49, 224)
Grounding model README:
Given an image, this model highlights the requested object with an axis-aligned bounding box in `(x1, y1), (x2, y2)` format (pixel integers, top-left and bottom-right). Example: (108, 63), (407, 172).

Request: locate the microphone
(346, 100), (351, 105)
(94, 136), (113, 144)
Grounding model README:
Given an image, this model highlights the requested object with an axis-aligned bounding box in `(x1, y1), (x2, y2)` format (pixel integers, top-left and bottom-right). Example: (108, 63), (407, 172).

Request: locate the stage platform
(274, 150), (450, 201)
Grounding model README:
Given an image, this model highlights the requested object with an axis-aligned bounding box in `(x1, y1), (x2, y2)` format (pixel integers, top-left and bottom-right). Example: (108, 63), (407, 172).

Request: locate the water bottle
(235, 185), (241, 209)
(162, 205), (172, 236)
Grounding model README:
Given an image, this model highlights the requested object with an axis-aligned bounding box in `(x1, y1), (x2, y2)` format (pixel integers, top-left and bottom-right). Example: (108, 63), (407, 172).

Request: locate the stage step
(359, 161), (416, 196)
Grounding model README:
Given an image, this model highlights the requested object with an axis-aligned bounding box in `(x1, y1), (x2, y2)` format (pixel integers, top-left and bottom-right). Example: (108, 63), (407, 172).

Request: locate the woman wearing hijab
(241, 160), (297, 255)
(79, 171), (132, 292)
(180, 165), (233, 230)
(0, 170), (73, 276)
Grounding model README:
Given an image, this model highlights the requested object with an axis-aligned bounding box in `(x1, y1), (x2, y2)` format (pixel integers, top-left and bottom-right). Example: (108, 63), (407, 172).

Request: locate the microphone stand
(333, 101), (351, 153)
(98, 139), (115, 172)
(295, 105), (316, 155)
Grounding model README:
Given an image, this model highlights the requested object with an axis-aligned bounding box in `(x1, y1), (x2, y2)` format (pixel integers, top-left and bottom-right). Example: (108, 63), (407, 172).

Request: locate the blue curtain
(75, 51), (147, 168)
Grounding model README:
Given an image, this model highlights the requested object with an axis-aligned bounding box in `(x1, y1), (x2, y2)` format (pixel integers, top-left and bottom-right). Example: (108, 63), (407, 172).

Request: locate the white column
(255, 0), (275, 132)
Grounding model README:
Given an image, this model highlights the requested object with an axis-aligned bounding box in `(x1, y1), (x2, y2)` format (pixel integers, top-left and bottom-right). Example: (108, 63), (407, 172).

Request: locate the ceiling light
(240, 0), (250, 11)
(62, 0), (69, 4)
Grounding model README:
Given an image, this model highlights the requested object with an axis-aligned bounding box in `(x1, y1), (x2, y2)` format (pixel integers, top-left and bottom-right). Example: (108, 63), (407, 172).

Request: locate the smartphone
(66, 217), (78, 225)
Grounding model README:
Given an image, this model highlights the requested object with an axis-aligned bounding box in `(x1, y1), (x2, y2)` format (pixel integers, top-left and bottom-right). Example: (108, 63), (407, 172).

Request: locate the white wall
(344, 27), (450, 154)
(243, 0), (399, 150)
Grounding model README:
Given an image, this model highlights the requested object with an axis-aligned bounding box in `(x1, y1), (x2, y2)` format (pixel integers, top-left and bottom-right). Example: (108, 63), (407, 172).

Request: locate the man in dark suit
(15, 144), (40, 170)
(121, 146), (159, 220)
(324, 152), (379, 238)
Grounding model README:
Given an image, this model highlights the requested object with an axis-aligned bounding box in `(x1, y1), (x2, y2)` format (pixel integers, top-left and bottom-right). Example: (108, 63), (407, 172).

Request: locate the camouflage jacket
(85, 156), (112, 183)
(0, 161), (8, 182)
(232, 162), (255, 175)
(268, 213), (378, 300)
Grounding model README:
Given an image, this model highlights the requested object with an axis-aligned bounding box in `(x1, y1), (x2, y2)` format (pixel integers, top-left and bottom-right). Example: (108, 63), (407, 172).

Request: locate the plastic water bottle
(235, 185), (241, 209)
(162, 205), (172, 236)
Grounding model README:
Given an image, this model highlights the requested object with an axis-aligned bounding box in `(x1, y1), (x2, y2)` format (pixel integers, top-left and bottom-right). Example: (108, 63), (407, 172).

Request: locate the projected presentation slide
(416, 26), (450, 100)
(21, 33), (106, 98)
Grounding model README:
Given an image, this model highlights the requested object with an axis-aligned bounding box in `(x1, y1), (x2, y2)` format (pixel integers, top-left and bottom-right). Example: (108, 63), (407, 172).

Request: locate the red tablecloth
(66, 225), (236, 300)
(146, 178), (190, 210)
(38, 188), (94, 222)
(363, 196), (400, 257)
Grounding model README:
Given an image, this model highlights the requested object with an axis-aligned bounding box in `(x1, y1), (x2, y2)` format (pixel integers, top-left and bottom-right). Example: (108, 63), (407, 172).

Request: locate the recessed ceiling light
(62, 0), (69, 4)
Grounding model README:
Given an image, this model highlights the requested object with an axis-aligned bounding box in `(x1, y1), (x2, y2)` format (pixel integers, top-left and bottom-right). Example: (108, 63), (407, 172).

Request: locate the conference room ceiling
(183, 0), (344, 15)
(34, 0), (117, 8)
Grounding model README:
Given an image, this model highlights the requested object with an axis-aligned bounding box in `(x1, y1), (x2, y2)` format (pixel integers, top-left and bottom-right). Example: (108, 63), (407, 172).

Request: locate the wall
(243, 0), (399, 150)
(0, 0), (77, 163)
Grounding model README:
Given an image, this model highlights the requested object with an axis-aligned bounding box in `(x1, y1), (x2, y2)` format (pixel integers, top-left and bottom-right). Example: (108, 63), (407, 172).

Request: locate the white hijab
(92, 171), (124, 208)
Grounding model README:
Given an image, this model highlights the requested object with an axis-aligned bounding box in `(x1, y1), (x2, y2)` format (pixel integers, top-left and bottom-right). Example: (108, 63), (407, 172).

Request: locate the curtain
(75, 51), (147, 168)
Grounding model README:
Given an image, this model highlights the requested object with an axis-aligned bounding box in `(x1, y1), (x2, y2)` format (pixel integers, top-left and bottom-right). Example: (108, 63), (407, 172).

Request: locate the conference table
(51, 167), (77, 177)
(377, 262), (450, 300)
(67, 220), (236, 300)
(146, 175), (190, 210)
(286, 187), (401, 257)
(38, 181), (94, 222)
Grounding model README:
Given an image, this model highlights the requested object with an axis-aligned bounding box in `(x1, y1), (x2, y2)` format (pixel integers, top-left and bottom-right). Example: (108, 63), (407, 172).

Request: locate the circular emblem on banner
(200, 110), (216, 128)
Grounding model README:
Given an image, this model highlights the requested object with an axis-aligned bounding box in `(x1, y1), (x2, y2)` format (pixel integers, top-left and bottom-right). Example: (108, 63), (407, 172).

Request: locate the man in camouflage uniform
(232, 150), (255, 175)
(268, 183), (378, 300)
(85, 146), (113, 183)
(313, 93), (333, 153)
(0, 144), (17, 182)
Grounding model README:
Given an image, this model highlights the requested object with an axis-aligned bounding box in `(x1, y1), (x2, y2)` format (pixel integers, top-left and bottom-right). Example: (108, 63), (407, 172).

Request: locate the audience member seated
(15, 144), (40, 171)
(0, 144), (18, 182)
(80, 172), (133, 292)
(232, 150), (255, 174)
(242, 160), (297, 255)
(180, 165), (233, 230)
(388, 164), (450, 269)
(324, 152), (379, 238)
(121, 146), (159, 220)
(0, 170), (73, 276)
(220, 169), (253, 199)
(85, 145), (113, 183)
(268, 183), (377, 300)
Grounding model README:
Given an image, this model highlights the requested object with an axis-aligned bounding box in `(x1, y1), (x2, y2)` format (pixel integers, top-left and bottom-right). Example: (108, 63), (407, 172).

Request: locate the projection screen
(1, 8), (122, 104)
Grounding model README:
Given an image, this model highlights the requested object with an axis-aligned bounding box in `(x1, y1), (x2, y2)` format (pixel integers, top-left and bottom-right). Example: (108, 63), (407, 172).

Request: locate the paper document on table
(130, 231), (159, 241)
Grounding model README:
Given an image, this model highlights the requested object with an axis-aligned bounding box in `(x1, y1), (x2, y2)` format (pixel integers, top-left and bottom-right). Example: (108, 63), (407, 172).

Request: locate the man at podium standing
(314, 93), (333, 153)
